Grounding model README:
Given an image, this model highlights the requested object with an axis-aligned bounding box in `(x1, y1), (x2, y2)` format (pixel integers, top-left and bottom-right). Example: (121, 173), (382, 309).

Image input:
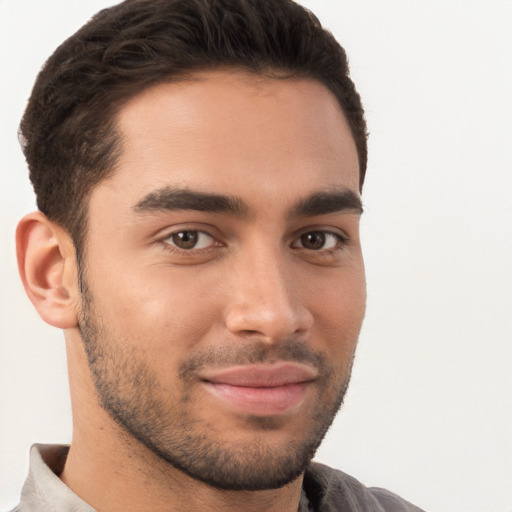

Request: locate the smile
(199, 363), (317, 415)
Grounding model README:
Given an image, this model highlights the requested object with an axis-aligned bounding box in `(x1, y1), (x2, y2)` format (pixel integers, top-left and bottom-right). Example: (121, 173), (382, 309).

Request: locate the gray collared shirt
(12, 444), (424, 511)
(11, 445), (94, 512)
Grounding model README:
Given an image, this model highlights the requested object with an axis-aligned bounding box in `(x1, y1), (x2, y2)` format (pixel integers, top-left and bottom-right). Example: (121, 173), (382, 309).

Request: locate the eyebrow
(134, 187), (249, 217)
(291, 189), (363, 217)
(133, 186), (363, 218)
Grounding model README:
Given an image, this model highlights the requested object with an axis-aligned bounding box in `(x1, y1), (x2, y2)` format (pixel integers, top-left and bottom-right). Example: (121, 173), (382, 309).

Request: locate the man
(12, 0), (423, 510)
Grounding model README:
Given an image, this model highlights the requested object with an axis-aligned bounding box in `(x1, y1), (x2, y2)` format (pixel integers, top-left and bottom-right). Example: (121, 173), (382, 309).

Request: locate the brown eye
(293, 231), (342, 251)
(166, 230), (214, 250)
(300, 231), (326, 250)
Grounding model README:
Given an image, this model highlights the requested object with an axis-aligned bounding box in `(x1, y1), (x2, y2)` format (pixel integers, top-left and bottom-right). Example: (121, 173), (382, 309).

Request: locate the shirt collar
(19, 444), (95, 512)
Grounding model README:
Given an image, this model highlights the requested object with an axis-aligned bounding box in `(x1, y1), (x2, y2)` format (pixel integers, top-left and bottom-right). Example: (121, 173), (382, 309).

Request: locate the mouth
(199, 363), (317, 416)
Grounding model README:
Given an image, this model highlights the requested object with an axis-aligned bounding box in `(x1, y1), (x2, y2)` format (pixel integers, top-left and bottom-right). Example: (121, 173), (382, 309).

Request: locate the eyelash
(160, 228), (348, 256)
(161, 230), (220, 253)
(291, 230), (348, 253)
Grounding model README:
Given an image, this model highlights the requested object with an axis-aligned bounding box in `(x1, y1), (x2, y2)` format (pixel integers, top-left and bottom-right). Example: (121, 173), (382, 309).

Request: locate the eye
(164, 230), (215, 250)
(293, 231), (343, 251)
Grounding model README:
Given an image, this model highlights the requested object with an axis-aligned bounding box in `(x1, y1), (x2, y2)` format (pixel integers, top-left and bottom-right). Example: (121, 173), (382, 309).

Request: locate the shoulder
(303, 462), (425, 512)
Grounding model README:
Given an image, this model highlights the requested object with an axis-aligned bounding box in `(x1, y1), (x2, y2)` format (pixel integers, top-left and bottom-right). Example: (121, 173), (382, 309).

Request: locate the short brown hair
(20, 0), (368, 254)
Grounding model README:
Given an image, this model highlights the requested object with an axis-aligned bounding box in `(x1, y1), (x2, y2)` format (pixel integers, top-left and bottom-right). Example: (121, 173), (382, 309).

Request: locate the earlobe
(16, 211), (79, 329)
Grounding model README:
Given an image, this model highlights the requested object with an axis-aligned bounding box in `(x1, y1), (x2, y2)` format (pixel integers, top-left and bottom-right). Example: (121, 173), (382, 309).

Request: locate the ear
(16, 211), (79, 329)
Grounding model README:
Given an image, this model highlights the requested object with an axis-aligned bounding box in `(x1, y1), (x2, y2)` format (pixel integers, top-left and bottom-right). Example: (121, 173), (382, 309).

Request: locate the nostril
(242, 329), (260, 336)
(224, 302), (313, 344)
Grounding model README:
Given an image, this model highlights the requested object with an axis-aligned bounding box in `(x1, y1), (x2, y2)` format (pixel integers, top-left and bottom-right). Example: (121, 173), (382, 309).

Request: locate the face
(78, 70), (366, 490)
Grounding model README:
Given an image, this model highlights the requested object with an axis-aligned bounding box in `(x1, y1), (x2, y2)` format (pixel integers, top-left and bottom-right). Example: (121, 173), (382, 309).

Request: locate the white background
(1, 1), (511, 511)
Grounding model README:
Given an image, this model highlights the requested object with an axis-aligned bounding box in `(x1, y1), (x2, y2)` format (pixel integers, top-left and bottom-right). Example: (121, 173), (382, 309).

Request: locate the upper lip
(199, 363), (318, 387)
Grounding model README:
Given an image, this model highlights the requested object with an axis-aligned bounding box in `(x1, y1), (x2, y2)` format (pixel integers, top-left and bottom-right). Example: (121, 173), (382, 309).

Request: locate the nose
(224, 246), (313, 343)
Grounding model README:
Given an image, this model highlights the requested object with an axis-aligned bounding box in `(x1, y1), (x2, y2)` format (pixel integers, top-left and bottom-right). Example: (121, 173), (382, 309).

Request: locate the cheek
(307, 267), (366, 356)
(88, 261), (223, 353)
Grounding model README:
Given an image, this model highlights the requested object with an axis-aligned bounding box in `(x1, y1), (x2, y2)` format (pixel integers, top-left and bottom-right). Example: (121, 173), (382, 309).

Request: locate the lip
(199, 363), (317, 415)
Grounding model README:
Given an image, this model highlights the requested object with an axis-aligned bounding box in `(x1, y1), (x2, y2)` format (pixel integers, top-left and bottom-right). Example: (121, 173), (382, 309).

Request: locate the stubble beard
(77, 282), (356, 491)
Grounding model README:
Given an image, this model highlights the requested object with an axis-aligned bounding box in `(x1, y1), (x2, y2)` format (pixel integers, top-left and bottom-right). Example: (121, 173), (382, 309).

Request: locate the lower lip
(202, 381), (310, 415)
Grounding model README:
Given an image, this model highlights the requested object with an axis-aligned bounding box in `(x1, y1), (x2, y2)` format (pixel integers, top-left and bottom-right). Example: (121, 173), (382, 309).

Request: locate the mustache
(178, 339), (330, 381)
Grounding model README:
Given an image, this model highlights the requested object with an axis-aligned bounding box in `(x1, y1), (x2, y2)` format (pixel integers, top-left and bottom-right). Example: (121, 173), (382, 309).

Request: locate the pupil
(302, 232), (325, 250)
(173, 231), (198, 249)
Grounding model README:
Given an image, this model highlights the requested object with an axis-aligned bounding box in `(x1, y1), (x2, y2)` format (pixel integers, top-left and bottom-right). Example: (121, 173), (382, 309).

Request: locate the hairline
(70, 65), (363, 281)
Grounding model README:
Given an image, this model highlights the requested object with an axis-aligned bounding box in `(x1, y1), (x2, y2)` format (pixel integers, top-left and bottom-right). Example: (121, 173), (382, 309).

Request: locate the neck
(61, 426), (304, 512)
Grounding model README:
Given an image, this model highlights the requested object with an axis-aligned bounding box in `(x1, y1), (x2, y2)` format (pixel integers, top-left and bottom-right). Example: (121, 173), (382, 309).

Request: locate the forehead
(93, 70), (360, 212)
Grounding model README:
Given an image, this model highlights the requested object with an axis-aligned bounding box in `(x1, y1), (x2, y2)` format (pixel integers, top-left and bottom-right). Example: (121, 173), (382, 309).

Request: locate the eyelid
(155, 222), (221, 241)
(157, 224), (225, 254)
(165, 230), (216, 250)
(291, 226), (349, 242)
(292, 229), (348, 244)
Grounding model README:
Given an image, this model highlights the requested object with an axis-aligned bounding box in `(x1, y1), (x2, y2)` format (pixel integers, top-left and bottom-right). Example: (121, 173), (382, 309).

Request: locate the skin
(17, 70), (366, 512)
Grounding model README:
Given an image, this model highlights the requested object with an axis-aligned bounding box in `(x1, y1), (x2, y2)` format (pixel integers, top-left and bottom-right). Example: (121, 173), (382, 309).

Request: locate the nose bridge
(224, 240), (312, 341)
